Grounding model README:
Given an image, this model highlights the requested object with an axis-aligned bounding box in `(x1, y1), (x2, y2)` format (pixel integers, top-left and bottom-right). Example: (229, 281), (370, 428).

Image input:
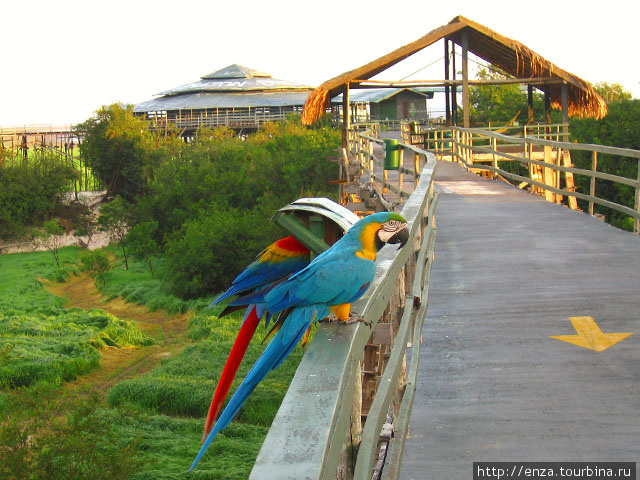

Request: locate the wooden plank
(380, 235), (435, 480)
(563, 150), (579, 210)
(274, 214), (330, 254)
(354, 297), (415, 480)
(543, 146), (555, 203)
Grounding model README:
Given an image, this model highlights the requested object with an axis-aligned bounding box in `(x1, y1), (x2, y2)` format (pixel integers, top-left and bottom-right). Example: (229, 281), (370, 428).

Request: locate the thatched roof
(302, 16), (607, 124)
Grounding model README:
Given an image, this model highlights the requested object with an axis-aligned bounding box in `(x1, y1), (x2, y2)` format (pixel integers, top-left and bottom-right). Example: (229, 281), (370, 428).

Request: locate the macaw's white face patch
(378, 220), (408, 243)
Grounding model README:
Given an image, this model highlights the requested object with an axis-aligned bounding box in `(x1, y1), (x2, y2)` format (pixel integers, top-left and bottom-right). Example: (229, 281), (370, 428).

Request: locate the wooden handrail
(249, 131), (438, 479)
(409, 123), (640, 232)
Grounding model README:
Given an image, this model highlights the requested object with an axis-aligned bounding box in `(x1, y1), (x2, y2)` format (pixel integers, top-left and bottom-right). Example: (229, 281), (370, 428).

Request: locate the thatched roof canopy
(302, 15), (607, 124)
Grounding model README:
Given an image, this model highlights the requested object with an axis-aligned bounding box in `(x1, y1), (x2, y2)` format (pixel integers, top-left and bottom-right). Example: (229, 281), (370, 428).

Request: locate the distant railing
(143, 108), (302, 132)
(250, 129), (438, 480)
(402, 122), (640, 233)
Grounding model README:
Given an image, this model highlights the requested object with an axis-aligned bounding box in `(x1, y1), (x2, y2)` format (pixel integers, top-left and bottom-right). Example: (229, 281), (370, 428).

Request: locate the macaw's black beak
(388, 225), (409, 250)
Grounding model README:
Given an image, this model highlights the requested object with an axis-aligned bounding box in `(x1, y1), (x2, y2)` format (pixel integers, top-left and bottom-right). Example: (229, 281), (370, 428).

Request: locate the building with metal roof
(134, 64), (314, 134)
(332, 87), (441, 122)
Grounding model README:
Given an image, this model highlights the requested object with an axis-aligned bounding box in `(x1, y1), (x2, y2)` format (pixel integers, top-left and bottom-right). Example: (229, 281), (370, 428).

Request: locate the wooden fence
(249, 130), (438, 479)
(1, 126), (100, 192)
(403, 123), (640, 233)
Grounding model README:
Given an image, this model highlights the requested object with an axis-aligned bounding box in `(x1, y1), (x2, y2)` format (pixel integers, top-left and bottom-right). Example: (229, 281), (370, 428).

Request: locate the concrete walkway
(400, 161), (640, 479)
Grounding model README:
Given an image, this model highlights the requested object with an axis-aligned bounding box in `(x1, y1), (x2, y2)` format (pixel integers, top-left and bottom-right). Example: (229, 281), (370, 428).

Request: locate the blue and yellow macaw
(191, 211), (409, 471)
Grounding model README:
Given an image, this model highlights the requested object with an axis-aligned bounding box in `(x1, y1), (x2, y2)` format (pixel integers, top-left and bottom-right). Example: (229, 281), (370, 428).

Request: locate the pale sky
(1, 0), (638, 126)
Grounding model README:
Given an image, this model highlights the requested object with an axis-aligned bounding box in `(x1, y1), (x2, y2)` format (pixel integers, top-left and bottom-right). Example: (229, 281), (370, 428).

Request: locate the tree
(469, 68), (528, 126)
(594, 82), (632, 103)
(126, 221), (160, 273)
(98, 196), (131, 270)
(570, 98), (640, 228)
(468, 67), (560, 126)
(31, 219), (65, 268)
(76, 104), (167, 202)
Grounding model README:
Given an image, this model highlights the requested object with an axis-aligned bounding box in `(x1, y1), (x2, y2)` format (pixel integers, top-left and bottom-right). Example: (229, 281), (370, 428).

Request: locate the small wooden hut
(302, 16), (607, 130)
(134, 64), (314, 134)
(332, 88), (437, 122)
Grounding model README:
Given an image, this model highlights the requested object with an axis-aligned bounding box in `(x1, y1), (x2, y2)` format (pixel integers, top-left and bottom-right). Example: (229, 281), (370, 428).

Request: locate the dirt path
(44, 273), (191, 396)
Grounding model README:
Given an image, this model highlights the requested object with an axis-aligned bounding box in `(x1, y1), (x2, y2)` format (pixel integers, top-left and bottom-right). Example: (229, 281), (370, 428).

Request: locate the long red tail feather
(202, 305), (261, 442)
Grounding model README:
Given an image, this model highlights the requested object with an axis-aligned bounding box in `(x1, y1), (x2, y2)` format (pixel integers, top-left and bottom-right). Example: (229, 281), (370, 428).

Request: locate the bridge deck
(400, 161), (639, 478)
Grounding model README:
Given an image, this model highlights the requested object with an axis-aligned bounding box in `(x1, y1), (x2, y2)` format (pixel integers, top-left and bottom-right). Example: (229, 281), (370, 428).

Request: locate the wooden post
(491, 137), (498, 179)
(589, 151), (598, 216)
(543, 146), (555, 202)
(527, 85), (534, 124)
(635, 159), (640, 233)
(561, 83), (569, 140)
(369, 141), (374, 187)
(555, 148), (563, 204)
(343, 84), (351, 148)
(562, 151), (578, 210)
(414, 152), (420, 179)
(451, 43), (457, 125)
(461, 30), (470, 128)
(544, 88), (551, 137)
(398, 147), (404, 199)
(444, 39), (451, 126)
(336, 361), (362, 480)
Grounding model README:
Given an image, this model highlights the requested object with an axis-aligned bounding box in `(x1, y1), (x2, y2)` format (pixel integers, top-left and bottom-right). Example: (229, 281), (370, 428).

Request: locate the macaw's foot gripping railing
(250, 143), (438, 480)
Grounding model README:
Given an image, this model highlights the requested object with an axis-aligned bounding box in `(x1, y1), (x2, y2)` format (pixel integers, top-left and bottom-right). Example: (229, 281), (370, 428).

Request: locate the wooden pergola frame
(302, 16), (606, 134)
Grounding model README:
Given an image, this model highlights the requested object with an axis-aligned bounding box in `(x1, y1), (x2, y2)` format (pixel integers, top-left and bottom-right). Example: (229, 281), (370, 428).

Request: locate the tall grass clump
(107, 311), (307, 425)
(0, 390), (144, 480)
(0, 308), (153, 388)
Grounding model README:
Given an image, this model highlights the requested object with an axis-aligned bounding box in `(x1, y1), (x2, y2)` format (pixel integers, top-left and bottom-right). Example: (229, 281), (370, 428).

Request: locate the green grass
(0, 245), (308, 478)
(99, 249), (214, 315)
(108, 312), (307, 423)
(0, 247), (153, 388)
(105, 311), (309, 478)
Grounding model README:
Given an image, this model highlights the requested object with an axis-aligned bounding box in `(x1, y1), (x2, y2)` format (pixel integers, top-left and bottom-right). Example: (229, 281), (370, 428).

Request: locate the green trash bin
(443, 130), (452, 150)
(384, 139), (399, 170)
(410, 121), (420, 135)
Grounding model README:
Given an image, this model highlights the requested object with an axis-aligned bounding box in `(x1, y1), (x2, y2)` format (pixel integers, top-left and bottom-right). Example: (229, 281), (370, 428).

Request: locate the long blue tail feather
(189, 305), (327, 471)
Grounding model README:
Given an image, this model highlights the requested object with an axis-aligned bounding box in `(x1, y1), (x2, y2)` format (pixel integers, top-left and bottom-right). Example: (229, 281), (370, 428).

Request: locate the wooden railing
(250, 130), (438, 479)
(346, 128), (425, 209)
(402, 123), (640, 233)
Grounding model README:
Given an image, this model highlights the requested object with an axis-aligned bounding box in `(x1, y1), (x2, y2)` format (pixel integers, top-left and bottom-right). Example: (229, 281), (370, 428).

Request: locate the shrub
(79, 249), (112, 283)
(163, 206), (278, 298)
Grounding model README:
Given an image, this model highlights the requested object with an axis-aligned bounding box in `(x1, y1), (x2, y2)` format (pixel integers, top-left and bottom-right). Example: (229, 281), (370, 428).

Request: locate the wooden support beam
(461, 30), (470, 128)
(528, 85), (534, 124)
(544, 88), (552, 126)
(589, 151), (598, 216)
(563, 150), (579, 210)
(342, 83), (351, 148)
(543, 146), (555, 203)
(444, 39), (451, 126)
(451, 42), (457, 125)
(561, 83), (569, 138)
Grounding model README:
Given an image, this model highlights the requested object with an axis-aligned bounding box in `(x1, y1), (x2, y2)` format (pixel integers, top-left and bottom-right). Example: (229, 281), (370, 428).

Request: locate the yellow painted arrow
(550, 316), (633, 352)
